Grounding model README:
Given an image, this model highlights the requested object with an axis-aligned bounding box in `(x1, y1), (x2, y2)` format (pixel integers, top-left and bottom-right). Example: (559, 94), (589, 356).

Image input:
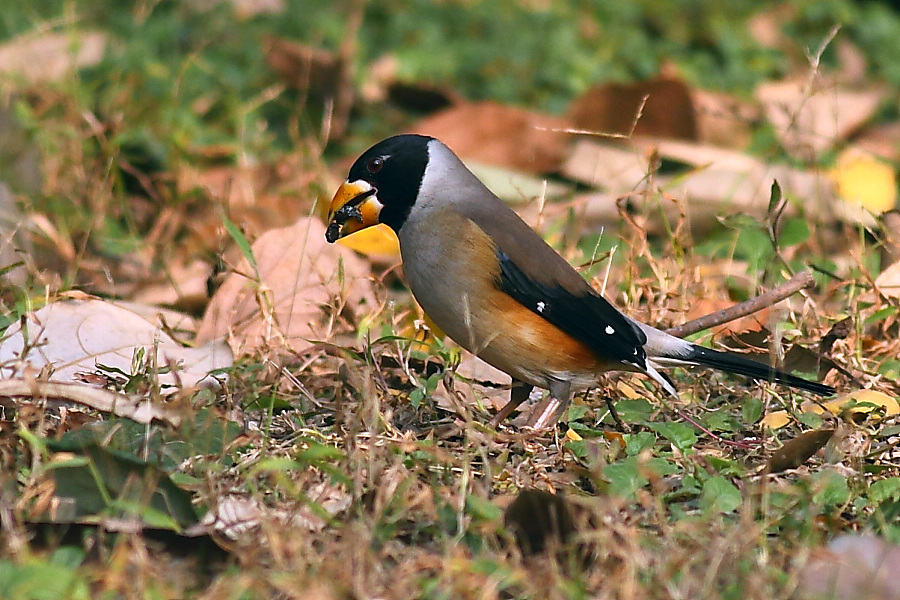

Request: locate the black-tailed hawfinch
(325, 134), (834, 429)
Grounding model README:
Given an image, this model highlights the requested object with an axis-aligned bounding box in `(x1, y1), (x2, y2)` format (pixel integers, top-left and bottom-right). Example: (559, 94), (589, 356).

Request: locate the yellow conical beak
(325, 180), (384, 243)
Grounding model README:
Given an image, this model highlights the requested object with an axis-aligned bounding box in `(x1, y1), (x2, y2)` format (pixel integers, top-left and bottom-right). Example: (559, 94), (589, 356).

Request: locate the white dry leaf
(433, 355), (511, 415)
(196, 216), (375, 356)
(875, 261), (900, 299)
(0, 30), (107, 84)
(0, 298), (232, 390)
(564, 138), (836, 231)
(756, 79), (884, 161)
(200, 484), (351, 540)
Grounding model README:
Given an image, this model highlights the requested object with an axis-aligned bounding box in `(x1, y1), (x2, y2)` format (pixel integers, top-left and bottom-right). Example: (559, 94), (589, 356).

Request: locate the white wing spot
(605, 325), (615, 335)
(536, 301), (546, 313)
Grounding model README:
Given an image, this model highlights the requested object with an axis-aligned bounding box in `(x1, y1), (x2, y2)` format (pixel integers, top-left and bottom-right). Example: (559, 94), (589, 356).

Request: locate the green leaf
(813, 471), (850, 507)
(41, 443), (197, 530)
(623, 431), (656, 456)
(222, 215), (257, 273)
(0, 561), (91, 600)
(869, 478), (900, 505)
(649, 422), (698, 453)
(778, 218), (810, 247)
(604, 457), (648, 498)
(613, 398), (655, 422)
(700, 476), (742, 513)
(465, 494), (502, 522)
(742, 397), (763, 425)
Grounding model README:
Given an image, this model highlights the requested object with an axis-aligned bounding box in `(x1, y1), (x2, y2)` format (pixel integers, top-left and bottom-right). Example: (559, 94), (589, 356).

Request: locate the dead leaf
(802, 390), (899, 420)
(691, 89), (759, 149)
(875, 260), (900, 300)
(799, 534), (900, 600)
(335, 223), (400, 261)
(196, 217), (375, 356)
(756, 78), (884, 161)
(413, 101), (573, 174)
(199, 483), (351, 541)
(435, 356), (511, 415)
(467, 162), (570, 205)
(562, 140), (651, 195)
(568, 76), (697, 140)
(880, 210), (900, 266)
(129, 260), (214, 316)
(0, 380), (181, 426)
(0, 298), (231, 390)
(760, 411), (791, 430)
(853, 121), (900, 163)
(0, 30), (107, 84)
(264, 36), (344, 99)
(766, 428), (835, 473)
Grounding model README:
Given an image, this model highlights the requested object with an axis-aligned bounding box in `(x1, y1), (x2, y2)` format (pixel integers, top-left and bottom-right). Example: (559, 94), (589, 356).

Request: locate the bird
(324, 134), (835, 429)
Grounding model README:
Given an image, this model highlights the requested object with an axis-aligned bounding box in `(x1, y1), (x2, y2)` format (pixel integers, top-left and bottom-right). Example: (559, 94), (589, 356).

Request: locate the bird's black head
(345, 134), (432, 232)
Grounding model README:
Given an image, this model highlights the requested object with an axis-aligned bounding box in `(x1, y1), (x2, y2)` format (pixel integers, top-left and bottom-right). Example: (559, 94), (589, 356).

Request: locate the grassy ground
(1, 1), (899, 599)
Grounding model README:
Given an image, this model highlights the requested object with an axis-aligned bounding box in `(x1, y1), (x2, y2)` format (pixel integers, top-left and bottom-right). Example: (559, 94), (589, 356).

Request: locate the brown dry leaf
(798, 534), (900, 600)
(0, 298), (231, 390)
(691, 89), (759, 149)
(880, 210), (900, 266)
(412, 101), (573, 174)
(196, 216), (375, 356)
(766, 428), (835, 473)
(756, 78), (884, 161)
(264, 36), (344, 99)
(0, 30), (107, 84)
(568, 76), (697, 140)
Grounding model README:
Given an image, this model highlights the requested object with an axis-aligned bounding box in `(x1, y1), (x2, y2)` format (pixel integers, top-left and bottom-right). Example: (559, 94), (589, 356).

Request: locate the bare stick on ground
(664, 271), (815, 339)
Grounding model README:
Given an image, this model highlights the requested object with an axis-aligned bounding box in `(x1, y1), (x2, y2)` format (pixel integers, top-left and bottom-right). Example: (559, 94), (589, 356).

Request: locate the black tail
(686, 345), (834, 396)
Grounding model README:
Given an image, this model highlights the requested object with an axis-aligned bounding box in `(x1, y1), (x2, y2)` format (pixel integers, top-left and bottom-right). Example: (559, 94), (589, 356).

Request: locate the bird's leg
(489, 379), (533, 427)
(530, 380), (573, 430)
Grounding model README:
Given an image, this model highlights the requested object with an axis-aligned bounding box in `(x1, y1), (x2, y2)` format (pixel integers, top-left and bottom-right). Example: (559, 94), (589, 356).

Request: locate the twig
(0, 380), (181, 427)
(664, 271), (815, 339)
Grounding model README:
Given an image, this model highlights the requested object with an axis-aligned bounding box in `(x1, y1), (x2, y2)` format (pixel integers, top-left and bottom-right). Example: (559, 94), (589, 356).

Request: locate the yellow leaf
(566, 428), (583, 442)
(616, 381), (642, 399)
(808, 389), (899, 419)
(336, 223), (400, 257)
(830, 149), (897, 214)
(761, 410), (791, 429)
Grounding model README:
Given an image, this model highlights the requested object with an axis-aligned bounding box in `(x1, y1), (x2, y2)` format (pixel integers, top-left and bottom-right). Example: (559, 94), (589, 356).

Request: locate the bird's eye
(367, 156), (385, 173)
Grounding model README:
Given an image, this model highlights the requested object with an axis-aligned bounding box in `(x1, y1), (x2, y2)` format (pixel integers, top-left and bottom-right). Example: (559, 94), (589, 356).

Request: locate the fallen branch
(664, 270), (815, 339)
(0, 379), (181, 427)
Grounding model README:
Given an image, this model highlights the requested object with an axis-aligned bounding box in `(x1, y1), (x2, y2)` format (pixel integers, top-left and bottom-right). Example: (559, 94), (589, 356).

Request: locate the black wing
(497, 250), (647, 369)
